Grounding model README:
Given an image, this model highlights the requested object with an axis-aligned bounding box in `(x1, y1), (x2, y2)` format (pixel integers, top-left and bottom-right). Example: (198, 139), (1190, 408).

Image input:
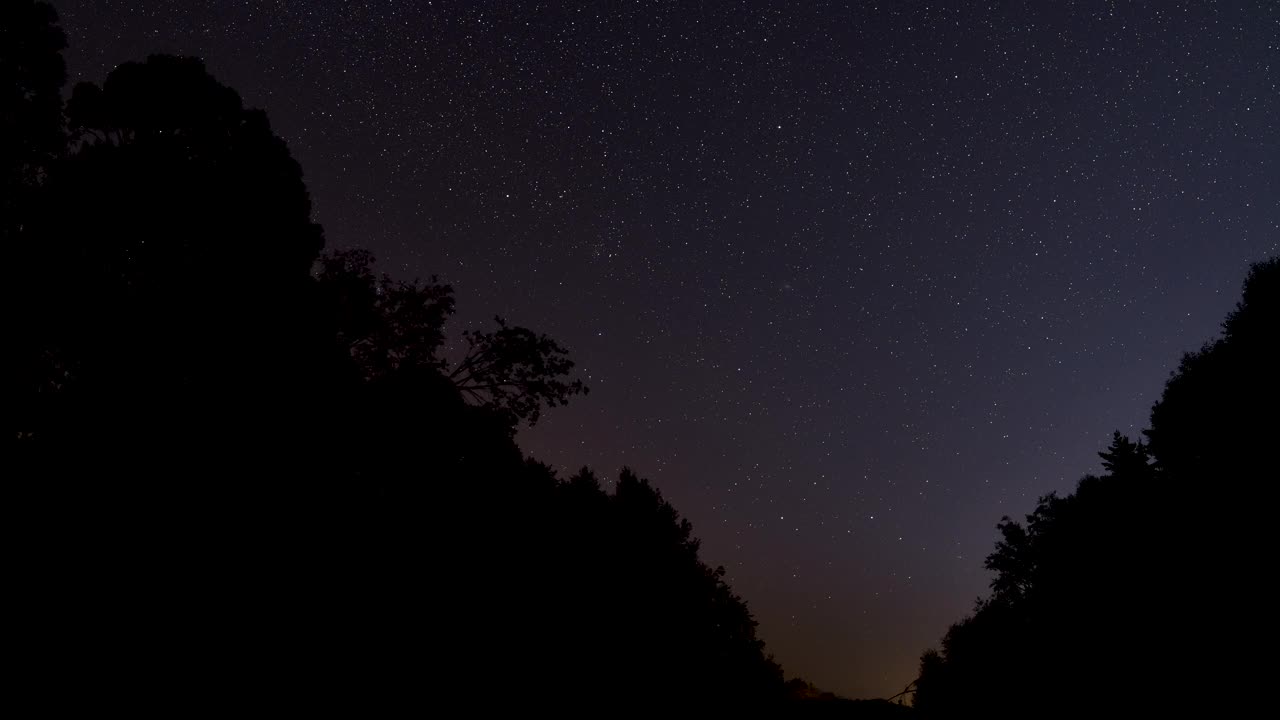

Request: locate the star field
(57, 0), (1280, 698)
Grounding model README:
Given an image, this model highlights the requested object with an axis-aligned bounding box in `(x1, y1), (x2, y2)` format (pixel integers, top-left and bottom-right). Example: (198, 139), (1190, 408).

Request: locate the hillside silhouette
(6, 2), (804, 712)
(914, 257), (1278, 717)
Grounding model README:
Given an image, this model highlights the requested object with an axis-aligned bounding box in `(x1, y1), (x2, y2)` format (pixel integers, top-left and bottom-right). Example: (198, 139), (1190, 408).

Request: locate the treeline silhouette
(4, 3), (845, 712)
(914, 257), (1278, 717)
(19, 1), (1270, 713)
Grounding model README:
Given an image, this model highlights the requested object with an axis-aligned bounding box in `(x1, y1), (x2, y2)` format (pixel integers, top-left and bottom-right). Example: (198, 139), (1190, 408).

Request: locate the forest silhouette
(7, 2), (1277, 715)
(5, 3), (806, 713)
(913, 257), (1279, 718)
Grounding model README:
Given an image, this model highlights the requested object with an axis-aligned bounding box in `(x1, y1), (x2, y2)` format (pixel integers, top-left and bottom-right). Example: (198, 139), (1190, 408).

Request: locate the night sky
(57, 1), (1279, 698)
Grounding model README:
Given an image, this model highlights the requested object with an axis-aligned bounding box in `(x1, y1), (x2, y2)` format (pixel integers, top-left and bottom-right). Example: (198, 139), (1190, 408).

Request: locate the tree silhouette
(9, 14), (787, 712)
(1140, 256), (1279, 715)
(450, 316), (588, 425)
(14, 54), (328, 462)
(315, 248), (586, 427)
(490, 466), (786, 709)
(914, 257), (1279, 718)
(63, 54), (322, 274)
(1146, 258), (1279, 480)
(316, 248), (455, 379)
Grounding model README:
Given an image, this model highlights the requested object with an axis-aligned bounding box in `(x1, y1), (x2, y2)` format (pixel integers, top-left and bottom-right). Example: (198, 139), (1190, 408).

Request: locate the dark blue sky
(57, 0), (1279, 697)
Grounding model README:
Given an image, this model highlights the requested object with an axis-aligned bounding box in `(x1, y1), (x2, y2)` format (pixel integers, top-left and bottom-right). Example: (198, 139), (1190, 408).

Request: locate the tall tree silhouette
(15, 54), (328, 467)
(1140, 257), (1279, 714)
(1146, 258), (1279, 479)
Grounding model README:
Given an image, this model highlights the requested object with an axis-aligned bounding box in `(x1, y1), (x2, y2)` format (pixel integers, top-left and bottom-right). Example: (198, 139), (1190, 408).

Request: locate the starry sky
(56, 0), (1279, 699)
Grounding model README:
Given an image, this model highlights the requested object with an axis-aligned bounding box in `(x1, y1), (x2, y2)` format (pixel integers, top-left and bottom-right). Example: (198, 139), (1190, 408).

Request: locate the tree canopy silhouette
(315, 247), (586, 427)
(14, 53), (328, 466)
(913, 257), (1279, 718)
(9, 7), (789, 713)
